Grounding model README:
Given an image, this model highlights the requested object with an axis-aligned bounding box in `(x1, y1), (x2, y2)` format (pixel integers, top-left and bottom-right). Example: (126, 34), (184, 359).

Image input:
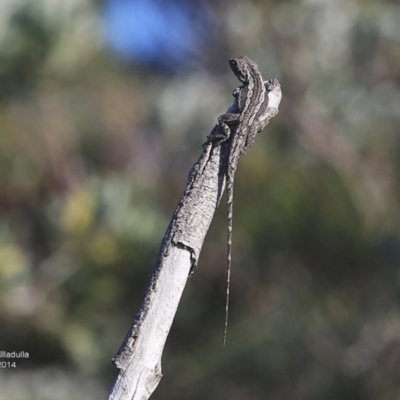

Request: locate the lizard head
(229, 56), (254, 84)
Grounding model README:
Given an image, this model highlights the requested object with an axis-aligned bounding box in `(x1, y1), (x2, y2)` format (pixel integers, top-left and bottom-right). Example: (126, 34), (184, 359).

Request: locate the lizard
(208, 56), (281, 345)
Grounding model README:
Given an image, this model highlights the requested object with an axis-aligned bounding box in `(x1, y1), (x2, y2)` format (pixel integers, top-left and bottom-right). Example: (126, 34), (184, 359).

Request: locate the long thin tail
(224, 174), (234, 346)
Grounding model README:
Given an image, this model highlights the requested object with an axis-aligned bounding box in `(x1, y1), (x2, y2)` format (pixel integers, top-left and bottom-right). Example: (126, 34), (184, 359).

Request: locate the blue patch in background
(103, 0), (198, 70)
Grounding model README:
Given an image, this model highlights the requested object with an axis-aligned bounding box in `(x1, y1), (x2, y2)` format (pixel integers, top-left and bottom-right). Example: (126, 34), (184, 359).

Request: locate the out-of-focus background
(0, 0), (400, 399)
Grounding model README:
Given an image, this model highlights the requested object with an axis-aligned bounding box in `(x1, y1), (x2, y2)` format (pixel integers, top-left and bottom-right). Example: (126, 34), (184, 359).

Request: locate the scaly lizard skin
(209, 56), (281, 345)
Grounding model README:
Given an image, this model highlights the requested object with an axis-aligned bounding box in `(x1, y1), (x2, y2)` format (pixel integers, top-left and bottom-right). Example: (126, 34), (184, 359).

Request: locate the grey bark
(108, 140), (225, 400)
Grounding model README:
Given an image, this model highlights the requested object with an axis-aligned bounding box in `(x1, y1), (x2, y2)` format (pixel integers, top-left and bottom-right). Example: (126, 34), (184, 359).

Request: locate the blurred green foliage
(0, 0), (400, 399)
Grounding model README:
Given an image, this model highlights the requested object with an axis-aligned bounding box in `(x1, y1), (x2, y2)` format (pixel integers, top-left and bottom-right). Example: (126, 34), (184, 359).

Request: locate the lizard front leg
(217, 112), (240, 139)
(214, 85), (245, 140)
(203, 85), (244, 146)
(203, 112), (239, 147)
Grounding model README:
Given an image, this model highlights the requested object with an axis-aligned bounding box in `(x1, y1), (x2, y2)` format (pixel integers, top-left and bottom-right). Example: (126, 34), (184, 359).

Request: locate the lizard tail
(224, 176), (234, 346)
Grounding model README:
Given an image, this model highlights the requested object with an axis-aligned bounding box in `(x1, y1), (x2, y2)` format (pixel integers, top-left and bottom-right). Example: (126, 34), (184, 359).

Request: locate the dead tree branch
(108, 62), (282, 400)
